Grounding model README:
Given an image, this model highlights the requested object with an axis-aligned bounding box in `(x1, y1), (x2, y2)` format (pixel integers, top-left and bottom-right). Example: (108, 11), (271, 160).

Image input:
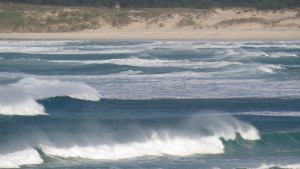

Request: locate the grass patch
(177, 18), (195, 27)
(0, 11), (25, 27)
(116, 11), (127, 18)
(216, 17), (269, 26)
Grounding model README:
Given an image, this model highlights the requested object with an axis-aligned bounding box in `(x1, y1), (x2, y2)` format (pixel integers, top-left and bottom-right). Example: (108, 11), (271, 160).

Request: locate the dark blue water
(0, 41), (300, 169)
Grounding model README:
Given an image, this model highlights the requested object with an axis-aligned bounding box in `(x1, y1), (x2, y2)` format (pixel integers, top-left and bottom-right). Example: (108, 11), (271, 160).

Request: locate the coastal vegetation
(0, 3), (299, 33)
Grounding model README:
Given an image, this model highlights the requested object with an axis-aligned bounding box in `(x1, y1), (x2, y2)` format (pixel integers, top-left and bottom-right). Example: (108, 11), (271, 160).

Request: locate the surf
(38, 115), (260, 160)
(0, 148), (43, 168)
(0, 77), (100, 116)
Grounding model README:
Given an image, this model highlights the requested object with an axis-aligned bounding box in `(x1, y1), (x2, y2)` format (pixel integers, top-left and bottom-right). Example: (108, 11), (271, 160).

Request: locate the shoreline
(0, 31), (299, 41)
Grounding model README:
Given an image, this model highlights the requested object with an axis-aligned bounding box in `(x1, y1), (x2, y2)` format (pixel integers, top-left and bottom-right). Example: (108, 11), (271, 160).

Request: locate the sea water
(0, 40), (299, 169)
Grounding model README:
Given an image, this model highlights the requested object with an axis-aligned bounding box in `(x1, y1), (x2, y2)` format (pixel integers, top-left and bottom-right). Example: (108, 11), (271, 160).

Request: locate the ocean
(0, 40), (299, 169)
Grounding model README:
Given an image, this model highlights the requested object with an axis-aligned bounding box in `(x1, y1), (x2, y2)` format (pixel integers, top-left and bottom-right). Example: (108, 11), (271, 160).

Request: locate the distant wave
(0, 77), (100, 116)
(0, 46), (142, 55)
(0, 41), (299, 55)
(242, 43), (300, 49)
(0, 148), (43, 168)
(13, 77), (101, 101)
(39, 115), (260, 160)
(237, 111), (300, 117)
(50, 57), (241, 69)
(0, 40), (143, 54)
(268, 52), (298, 58)
(258, 65), (283, 73)
(258, 163), (300, 169)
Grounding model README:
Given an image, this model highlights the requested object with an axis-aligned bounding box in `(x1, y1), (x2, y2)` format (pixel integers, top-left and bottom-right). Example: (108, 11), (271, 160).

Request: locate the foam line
(50, 58), (241, 68)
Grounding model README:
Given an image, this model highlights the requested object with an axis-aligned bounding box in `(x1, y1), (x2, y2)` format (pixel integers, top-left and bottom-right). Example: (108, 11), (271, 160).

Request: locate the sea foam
(40, 134), (224, 160)
(0, 87), (46, 116)
(0, 77), (100, 116)
(40, 115), (260, 160)
(258, 163), (300, 169)
(258, 65), (282, 73)
(50, 57), (241, 69)
(0, 148), (43, 168)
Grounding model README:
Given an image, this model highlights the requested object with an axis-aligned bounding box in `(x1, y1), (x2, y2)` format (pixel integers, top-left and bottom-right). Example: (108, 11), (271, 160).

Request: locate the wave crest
(0, 87), (46, 116)
(0, 77), (100, 116)
(40, 134), (224, 160)
(258, 163), (300, 169)
(0, 148), (43, 168)
(14, 78), (101, 101)
(50, 57), (241, 69)
(39, 115), (260, 160)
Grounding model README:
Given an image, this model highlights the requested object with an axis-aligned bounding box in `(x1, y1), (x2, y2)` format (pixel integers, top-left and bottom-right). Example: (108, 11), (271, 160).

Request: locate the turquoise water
(0, 41), (299, 169)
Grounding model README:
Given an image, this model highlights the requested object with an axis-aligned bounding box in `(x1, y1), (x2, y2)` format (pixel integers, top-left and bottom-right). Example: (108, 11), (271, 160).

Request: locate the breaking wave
(50, 57), (241, 68)
(39, 115), (260, 160)
(40, 135), (225, 160)
(237, 111), (300, 117)
(258, 65), (282, 73)
(0, 77), (100, 116)
(268, 52), (298, 58)
(0, 86), (46, 116)
(13, 77), (101, 101)
(0, 148), (43, 168)
(257, 163), (300, 169)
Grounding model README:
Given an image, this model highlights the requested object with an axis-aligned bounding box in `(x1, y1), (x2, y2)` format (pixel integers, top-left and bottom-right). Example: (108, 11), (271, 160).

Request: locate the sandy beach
(0, 31), (299, 40)
(0, 4), (299, 40)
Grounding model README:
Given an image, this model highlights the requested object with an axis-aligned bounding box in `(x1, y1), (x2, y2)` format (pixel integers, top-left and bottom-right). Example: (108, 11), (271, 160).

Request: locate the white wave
(269, 52), (298, 58)
(0, 77), (100, 116)
(257, 163), (300, 169)
(13, 77), (101, 101)
(238, 111), (300, 117)
(191, 115), (260, 141)
(97, 71), (210, 79)
(0, 148), (43, 168)
(40, 134), (224, 160)
(225, 49), (240, 56)
(258, 65), (282, 73)
(50, 57), (241, 69)
(0, 86), (46, 116)
(0, 46), (142, 54)
(40, 116), (259, 160)
(242, 43), (300, 49)
(0, 40), (70, 46)
(114, 70), (144, 76)
(242, 50), (269, 57)
(1, 41), (299, 55)
(193, 42), (242, 49)
(213, 49), (240, 56)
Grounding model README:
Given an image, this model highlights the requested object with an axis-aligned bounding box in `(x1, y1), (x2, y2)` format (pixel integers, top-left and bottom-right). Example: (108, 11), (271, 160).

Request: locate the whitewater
(0, 40), (299, 169)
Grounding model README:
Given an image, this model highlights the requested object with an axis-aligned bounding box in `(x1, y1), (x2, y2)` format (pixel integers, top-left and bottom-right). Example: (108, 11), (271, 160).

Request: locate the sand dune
(0, 5), (299, 40)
